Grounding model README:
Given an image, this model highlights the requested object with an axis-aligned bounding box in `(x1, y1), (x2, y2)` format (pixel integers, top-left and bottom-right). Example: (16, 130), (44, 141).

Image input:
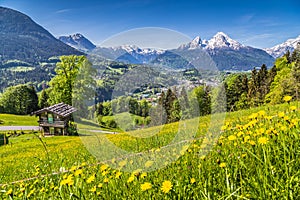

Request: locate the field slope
(0, 101), (299, 199)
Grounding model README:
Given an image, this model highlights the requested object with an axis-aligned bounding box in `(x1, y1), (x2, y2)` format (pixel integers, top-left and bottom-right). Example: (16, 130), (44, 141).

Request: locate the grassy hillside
(0, 101), (299, 199)
(0, 114), (38, 126)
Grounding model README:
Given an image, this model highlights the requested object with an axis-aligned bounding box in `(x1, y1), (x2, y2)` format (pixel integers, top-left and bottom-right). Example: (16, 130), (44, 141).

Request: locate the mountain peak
(59, 33), (96, 52)
(178, 36), (206, 50)
(207, 32), (243, 50)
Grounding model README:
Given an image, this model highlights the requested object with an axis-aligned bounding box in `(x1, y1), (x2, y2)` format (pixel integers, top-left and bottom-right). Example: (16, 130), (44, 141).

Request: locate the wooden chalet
(32, 103), (77, 135)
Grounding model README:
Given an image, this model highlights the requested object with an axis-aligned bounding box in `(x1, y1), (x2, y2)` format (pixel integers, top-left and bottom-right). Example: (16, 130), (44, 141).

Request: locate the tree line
(0, 44), (299, 128)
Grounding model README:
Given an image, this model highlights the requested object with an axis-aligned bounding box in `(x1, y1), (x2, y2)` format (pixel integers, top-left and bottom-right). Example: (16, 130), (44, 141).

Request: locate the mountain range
(61, 32), (275, 70)
(1, 6), (299, 71)
(264, 35), (300, 58)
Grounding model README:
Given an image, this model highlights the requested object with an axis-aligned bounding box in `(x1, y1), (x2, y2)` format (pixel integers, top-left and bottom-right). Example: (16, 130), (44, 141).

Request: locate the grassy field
(0, 100), (299, 199)
(0, 114), (38, 126)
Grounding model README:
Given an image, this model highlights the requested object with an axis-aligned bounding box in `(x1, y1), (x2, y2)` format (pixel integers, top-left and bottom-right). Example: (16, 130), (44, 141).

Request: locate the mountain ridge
(0, 6), (83, 66)
(264, 35), (300, 58)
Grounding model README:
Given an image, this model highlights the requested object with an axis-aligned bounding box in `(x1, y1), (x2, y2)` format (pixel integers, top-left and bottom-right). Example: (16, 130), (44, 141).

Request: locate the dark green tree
(0, 84), (38, 114)
(38, 88), (49, 109)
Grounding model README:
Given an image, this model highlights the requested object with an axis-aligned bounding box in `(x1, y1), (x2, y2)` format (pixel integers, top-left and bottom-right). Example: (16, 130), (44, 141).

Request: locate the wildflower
(278, 112), (285, 118)
(100, 164), (109, 172)
(27, 188), (35, 198)
(190, 178), (196, 184)
(103, 177), (109, 183)
(60, 174), (74, 186)
(258, 110), (266, 116)
(141, 182), (152, 191)
(69, 166), (77, 172)
(132, 169), (142, 176)
(74, 169), (83, 176)
(290, 106), (297, 111)
(102, 170), (109, 176)
(89, 186), (96, 193)
(248, 140), (256, 146)
(115, 171), (122, 179)
(86, 174), (95, 183)
(283, 95), (292, 102)
(228, 135), (236, 141)
(140, 172), (147, 179)
(98, 183), (103, 188)
(237, 131), (243, 137)
(161, 180), (173, 193)
(127, 176), (134, 183)
(6, 188), (13, 195)
(258, 137), (268, 145)
(219, 162), (226, 168)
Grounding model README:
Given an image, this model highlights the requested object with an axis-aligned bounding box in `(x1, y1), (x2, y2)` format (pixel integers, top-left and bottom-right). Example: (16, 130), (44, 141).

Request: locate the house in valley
(31, 103), (77, 135)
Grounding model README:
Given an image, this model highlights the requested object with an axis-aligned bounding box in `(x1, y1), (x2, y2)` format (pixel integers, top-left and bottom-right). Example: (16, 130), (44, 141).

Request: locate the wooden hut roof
(32, 103), (77, 117)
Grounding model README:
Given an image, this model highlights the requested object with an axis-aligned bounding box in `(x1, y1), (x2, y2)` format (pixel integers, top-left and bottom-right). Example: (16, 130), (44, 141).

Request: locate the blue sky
(1, 0), (300, 48)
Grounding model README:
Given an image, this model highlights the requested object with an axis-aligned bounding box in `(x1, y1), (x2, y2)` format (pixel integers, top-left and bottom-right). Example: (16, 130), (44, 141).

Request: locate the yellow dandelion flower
(228, 135), (237, 141)
(219, 162), (226, 168)
(102, 170), (109, 176)
(284, 116), (289, 121)
(190, 178), (196, 184)
(132, 168), (142, 176)
(283, 95), (292, 102)
(278, 112), (285, 118)
(89, 186), (96, 193)
(258, 110), (266, 116)
(248, 140), (256, 146)
(141, 182), (152, 191)
(86, 174), (95, 183)
(290, 106), (297, 111)
(127, 176), (135, 183)
(103, 177), (109, 183)
(6, 188), (13, 195)
(140, 172), (147, 179)
(100, 164), (109, 172)
(237, 131), (243, 137)
(161, 180), (173, 193)
(74, 169), (83, 176)
(69, 166), (77, 172)
(258, 137), (268, 145)
(115, 171), (122, 179)
(98, 183), (103, 188)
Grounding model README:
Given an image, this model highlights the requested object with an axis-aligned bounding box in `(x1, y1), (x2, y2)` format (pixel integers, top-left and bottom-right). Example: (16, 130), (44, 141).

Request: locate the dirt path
(0, 126), (41, 131)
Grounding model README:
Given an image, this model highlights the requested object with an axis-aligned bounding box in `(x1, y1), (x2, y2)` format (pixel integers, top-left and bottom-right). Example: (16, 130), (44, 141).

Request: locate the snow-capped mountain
(59, 33), (96, 52)
(178, 36), (208, 50)
(179, 32), (244, 50)
(264, 35), (300, 58)
(206, 32), (244, 50)
(155, 32), (274, 70)
(66, 31), (275, 70)
(92, 45), (165, 64)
